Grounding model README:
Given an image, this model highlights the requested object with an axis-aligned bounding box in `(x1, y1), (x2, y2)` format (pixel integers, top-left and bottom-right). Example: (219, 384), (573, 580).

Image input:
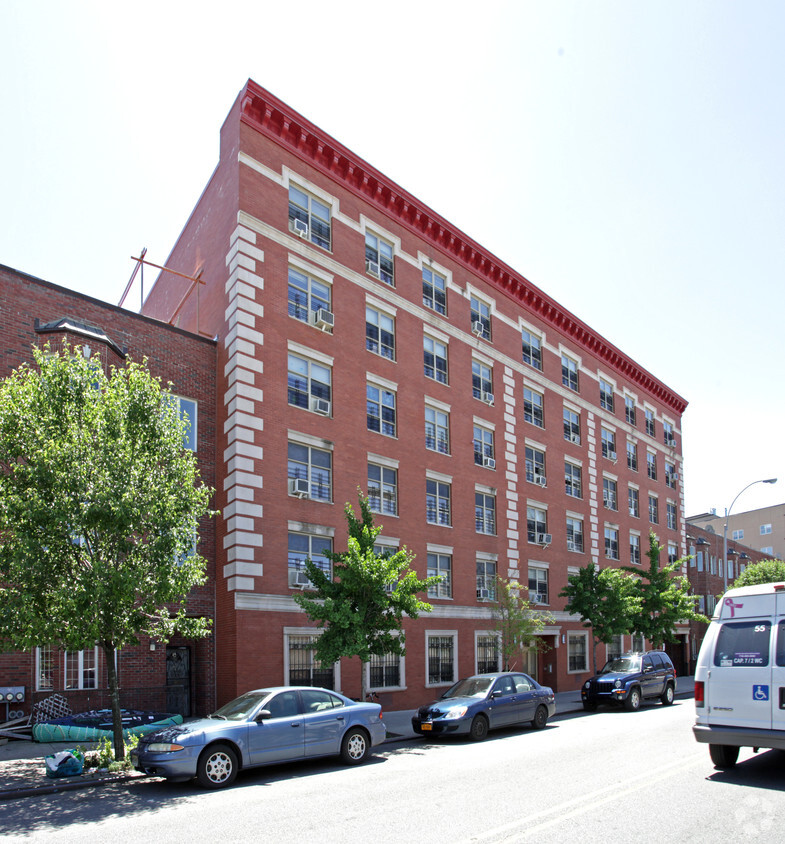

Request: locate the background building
(139, 81), (688, 706)
(688, 504), (785, 562)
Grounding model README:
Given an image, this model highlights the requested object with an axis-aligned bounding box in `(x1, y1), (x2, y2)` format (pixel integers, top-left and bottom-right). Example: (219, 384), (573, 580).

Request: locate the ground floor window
(368, 651), (402, 689)
(36, 646), (101, 691)
(567, 632), (588, 673)
(286, 633), (334, 689)
(607, 634), (623, 661)
(476, 634), (500, 674)
(632, 634), (645, 652)
(426, 633), (457, 686)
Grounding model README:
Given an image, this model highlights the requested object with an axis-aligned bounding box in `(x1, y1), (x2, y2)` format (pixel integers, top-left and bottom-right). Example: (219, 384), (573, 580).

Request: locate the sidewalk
(0, 677), (695, 800)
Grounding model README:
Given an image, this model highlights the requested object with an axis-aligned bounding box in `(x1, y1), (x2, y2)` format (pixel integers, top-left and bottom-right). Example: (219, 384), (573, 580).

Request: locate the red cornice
(238, 80), (687, 415)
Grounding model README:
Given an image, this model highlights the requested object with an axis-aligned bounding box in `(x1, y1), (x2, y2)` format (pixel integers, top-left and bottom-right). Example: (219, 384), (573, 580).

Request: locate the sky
(1, 0), (783, 520)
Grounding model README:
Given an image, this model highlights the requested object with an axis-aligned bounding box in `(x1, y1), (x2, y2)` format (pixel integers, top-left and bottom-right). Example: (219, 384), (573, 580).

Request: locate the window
(365, 232), (394, 285)
(427, 634), (456, 685)
(628, 486), (640, 518)
(525, 445), (546, 486)
(522, 330), (542, 370)
(524, 388), (544, 428)
(426, 478), (451, 526)
(599, 379), (615, 412)
(470, 296), (491, 340)
(762, 546), (774, 556)
(608, 634), (624, 661)
(566, 517), (584, 553)
(289, 185), (331, 249)
(667, 501), (677, 531)
(287, 634), (334, 688)
(424, 336), (448, 383)
(714, 621), (770, 667)
(668, 542), (678, 564)
(563, 408), (580, 444)
(288, 352), (331, 413)
(605, 526), (620, 560)
(427, 552), (452, 598)
(663, 421), (675, 447)
(366, 306), (395, 360)
(472, 360), (493, 403)
(36, 646), (54, 691)
(474, 424), (495, 468)
(475, 491), (496, 535)
(649, 495), (659, 524)
(288, 267), (331, 325)
(761, 523), (773, 535)
(425, 405), (450, 454)
(65, 648), (98, 690)
(603, 477), (618, 511)
(646, 451), (657, 480)
(627, 441), (638, 471)
(477, 559), (497, 600)
(527, 506), (548, 543)
(368, 462), (397, 516)
(367, 383), (396, 437)
(732, 529), (744, 541)
(565, 461), (582, 498)
(568, 632), (588, 672)
(625, 396), (637, 426)
(601, 429), (617, 461)
(369, 652), (401, 688)
(561, 354), (579, 391)
(632, 634), (645, 652)
(645, 408), (656, 437)
(288, 441), (332, 501)
(665, 461), (677, 488)
(630, 533), (641, 565)
(477, 634), (500, 674)
(288, 532), (332, 588)
(422, 267), (447, 315)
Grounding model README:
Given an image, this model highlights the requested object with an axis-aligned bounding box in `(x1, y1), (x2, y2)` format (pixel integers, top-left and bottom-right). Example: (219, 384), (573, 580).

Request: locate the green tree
(491, 577), (553, 671)
(293, 494), (438, 701)
(559, 562), (641, 673)
(0, 346), (215, 759)
(621, 531), (707, 647)
(732, 558), (785, 589)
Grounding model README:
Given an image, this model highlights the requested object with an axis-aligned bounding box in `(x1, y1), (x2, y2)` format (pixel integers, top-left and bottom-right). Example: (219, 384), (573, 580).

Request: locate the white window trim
(425, 630), (458, 688)
(288, 253), (334, 286)
(426, 469), (453, 485)
(365, 639), (406, 692)
(567, 630), (590, 674)
(366, 372), (398, 392)
(287, 340), (334, 369)
(474, 630), (502, 674)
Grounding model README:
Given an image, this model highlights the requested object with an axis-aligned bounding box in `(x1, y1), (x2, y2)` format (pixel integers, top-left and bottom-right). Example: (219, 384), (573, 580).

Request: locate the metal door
(166, 646), (191, 717)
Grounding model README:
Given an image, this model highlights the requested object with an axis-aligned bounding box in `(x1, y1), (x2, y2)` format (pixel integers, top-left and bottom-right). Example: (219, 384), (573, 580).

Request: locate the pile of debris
(0, 694), (71, 743)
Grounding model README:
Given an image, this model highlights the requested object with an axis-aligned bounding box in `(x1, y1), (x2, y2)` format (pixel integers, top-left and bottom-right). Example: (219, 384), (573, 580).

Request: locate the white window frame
(283, 628), (341, 689)
(567, 631), (589, 674)
(425, 631), (458, 688)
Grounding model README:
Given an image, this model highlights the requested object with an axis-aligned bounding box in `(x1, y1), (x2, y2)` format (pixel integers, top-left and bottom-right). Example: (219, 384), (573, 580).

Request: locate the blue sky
(1, 0), (783, 519)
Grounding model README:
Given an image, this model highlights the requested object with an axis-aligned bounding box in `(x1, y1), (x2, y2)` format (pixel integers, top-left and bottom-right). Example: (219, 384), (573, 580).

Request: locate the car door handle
(291, 722), (301, 728)
(336, 715), (345, 721)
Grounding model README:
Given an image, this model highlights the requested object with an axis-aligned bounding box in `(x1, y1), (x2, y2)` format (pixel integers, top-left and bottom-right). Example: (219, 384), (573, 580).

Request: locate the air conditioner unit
(607, 450), (617, 461)
(482, 391), (495, 406)
(483, 456), (496, 470)
(537, 533), (553, 546)
(570, 433), (580, 444)
(529, 591), (542, 604)
(366, 260), (381, 278)
(290, 219), (309, 238)
(536, 475), (547, 487)
(477, 588), (491, 600)
(567, 541), (579, 552)
(311, 397), (331, 416)
(312, 308), (334, 330)
(294, 570), (312, 588)
(288, 478), (310, 498)
(472, 321), (485, 337)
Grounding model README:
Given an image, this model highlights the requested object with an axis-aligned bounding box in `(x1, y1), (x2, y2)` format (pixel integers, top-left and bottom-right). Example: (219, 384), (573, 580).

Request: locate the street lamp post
(723, 478), (778, 592)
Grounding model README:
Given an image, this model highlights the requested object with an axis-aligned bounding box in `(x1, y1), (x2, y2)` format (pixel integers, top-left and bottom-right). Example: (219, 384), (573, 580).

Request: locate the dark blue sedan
(412, 672), (556, 740)
(131, 686), (385, 788)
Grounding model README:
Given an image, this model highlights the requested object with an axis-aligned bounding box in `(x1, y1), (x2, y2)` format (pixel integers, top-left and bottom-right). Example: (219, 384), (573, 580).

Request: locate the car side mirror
(256, 709), (272, 721)
(643, 666), (652, 673)
(490, 690), (502, 699)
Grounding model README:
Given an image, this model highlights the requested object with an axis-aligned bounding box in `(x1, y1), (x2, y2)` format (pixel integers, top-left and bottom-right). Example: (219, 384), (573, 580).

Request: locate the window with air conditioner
(288, 267), (331, 327)
(289, 185), (331, 250)
(288, 352), (332, 414)
(472, 360), (493, 402)
(288, 532), (332, 589)
(473, 424), (495, 468)
(288, 441), (332, 502)
(470, 296), (491, 341)
(365, 232), (394, 285)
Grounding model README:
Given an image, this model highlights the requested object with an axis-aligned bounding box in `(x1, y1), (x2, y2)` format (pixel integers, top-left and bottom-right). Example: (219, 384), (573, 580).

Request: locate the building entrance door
(166, 646), (191, 717)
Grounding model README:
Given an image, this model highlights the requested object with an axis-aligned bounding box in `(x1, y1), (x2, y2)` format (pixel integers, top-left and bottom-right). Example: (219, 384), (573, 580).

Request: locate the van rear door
(705, 594), (773, 730)
(772, 591), (785, 731)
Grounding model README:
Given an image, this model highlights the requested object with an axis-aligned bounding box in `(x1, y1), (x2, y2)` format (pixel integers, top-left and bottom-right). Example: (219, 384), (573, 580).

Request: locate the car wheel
(660, 683), (675, 706)
(469, 714), (489, 741)
(624, 687), (642, 711)
(709, 744), (739, 769)
(341, 729), (370, 764)
(582, 701), (597, 712)
(197, 743), (238, 789)
(531, 705), (549, 730)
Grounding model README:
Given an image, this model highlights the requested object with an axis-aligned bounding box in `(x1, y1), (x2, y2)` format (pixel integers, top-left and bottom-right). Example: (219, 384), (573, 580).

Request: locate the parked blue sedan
(131, 686), (385, 788)
(412, 672), (556, 740)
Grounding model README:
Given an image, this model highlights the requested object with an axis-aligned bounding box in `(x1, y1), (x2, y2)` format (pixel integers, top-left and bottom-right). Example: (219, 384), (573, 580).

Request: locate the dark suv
(581, 651), (676, 711)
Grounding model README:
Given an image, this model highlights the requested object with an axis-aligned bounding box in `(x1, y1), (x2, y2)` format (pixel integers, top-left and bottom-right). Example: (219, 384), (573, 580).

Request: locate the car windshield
(210, 691), (271, 721)
(443, 677), (493, 699)
(601, 657), (641, 674)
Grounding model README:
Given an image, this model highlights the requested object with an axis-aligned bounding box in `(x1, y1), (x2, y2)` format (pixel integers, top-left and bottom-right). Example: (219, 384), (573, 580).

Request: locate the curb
(0, 770), (144, 802)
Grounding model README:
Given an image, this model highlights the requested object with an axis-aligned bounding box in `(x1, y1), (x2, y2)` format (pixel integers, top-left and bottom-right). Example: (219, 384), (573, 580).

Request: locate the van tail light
(695, 680), (705, 708)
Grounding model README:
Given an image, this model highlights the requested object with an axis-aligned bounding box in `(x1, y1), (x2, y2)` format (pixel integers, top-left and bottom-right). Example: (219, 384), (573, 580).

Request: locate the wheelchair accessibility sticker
(753, 684), (769, 701)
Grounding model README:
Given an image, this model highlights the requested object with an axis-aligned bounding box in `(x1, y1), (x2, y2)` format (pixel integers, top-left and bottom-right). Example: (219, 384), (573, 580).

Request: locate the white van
(693, 581), (785, 768)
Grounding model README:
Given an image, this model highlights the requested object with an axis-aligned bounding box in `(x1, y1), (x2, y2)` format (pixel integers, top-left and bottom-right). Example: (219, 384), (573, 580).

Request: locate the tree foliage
(732, 558), (785, 589)
(621, 531), (707, 648)
(293, 494), (438, 700)
(559, 562), (641, 673)
(491, 577), (553, 671)
(0, 346), (215, 757)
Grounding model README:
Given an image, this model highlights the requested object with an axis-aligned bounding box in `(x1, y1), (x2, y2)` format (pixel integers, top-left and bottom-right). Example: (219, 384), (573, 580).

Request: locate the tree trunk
(360, 659), (368, 702)
(103, 644), (124, 761)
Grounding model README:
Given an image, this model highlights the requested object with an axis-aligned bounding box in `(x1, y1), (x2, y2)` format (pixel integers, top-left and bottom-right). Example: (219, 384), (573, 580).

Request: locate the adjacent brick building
(137, 80), (689, 706)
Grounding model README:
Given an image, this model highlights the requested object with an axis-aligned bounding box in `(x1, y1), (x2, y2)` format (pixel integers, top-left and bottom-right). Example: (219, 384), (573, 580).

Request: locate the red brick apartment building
(138, 80), (689, 707)
(0, 266), (217, 719)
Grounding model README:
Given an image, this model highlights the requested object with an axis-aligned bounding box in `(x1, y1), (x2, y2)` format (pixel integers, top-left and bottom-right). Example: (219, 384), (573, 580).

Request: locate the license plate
(421, 723), (432, 731)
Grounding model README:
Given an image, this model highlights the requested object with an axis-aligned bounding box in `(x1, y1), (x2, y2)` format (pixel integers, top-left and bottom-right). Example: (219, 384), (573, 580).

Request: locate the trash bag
(44, 749), (84, 779)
